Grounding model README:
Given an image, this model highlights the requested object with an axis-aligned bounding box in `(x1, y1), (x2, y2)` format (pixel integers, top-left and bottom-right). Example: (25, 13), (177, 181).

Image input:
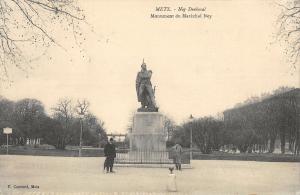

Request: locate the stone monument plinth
(127, 112), (171, 163)
(130, 112), (165, 151)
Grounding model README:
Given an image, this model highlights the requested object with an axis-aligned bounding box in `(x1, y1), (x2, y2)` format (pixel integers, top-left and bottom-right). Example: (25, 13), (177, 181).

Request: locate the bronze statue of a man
(136, 60), (158, 112)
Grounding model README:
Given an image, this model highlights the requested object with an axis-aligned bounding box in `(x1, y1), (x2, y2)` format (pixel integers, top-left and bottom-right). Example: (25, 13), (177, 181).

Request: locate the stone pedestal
(127, 112), (172, 163)
(130, 112), (165, 151)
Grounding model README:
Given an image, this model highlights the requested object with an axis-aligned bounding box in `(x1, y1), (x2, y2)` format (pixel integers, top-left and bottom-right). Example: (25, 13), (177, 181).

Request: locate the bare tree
(52, 98), (73, 127)
(52, 97), (74, 149)
(277, 0), (300, 70)
(0, 0), (85, 82)
(163, 115), (176, 142)
(76, 99), (89, 116)
(83, 112), (107, 147)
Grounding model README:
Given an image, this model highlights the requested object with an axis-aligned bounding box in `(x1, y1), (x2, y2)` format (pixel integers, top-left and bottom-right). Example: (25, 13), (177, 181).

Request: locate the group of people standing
(103, 138), (184, 173)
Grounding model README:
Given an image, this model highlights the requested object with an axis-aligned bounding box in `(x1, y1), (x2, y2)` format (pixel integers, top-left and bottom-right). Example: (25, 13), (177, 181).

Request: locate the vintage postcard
(0, 0), (299, 195)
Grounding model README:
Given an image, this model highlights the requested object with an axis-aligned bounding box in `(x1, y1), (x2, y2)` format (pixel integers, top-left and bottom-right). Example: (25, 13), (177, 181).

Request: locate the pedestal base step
(116, 151), (174, 164)
(115, 163), (192, 169)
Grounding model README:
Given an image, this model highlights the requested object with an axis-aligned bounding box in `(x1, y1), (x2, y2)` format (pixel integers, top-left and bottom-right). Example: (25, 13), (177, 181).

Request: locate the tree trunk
(280, 132), (286, 154)
(295, 130), (300, 155)
(269, 138), (275, 153)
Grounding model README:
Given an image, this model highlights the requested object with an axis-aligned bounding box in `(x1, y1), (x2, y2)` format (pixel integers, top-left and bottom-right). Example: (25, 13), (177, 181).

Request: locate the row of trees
(169, 87), (299, 154)
(0, 97), (107, 149)
(170, 117), (224, 154)
(224, 88), (299, 154)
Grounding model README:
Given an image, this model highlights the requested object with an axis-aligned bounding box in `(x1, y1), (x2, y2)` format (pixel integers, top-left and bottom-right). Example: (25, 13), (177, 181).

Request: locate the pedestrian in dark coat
(104, 138), (116, 173)
(173, 143), (183, 170)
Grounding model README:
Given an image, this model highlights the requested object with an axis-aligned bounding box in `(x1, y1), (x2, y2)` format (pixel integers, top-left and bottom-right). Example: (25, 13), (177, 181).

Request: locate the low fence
(0, 146), (105, 157)
(115, 149), (191, 164)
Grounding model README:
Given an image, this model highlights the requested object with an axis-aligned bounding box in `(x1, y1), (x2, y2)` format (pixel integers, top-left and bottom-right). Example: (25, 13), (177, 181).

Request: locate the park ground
(0, 155), (300, 195)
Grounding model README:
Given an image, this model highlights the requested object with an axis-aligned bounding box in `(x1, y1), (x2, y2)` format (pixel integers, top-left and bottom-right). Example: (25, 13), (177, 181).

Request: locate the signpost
(188, 115), (194, 161)
(3, 127), (12, 155)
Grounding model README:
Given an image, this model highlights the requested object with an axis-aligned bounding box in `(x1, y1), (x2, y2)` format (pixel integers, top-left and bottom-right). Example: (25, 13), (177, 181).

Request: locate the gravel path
(0, 155), (299, 195)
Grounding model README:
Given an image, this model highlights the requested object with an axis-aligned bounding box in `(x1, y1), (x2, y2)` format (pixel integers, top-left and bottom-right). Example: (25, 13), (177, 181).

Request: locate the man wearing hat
(104, 138), (116, 173)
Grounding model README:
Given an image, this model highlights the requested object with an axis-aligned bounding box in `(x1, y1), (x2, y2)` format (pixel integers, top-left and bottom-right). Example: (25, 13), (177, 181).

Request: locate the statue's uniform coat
(136, 70), (156, 108)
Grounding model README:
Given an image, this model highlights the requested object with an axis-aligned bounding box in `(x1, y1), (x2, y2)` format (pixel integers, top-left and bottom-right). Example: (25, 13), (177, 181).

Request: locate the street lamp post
(6, 133), (8, 154)
(98, 133), (101, 148)
(78, 114), (84, 157)
(189, 114), (194, 161)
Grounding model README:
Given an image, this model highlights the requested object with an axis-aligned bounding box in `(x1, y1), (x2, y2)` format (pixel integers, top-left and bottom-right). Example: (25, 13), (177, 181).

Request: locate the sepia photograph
(0, 0), (299, 194)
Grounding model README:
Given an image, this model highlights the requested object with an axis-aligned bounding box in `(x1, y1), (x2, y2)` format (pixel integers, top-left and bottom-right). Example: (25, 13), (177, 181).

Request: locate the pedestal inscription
(130, 112), (165, 151)
(126, 112), (171, 163)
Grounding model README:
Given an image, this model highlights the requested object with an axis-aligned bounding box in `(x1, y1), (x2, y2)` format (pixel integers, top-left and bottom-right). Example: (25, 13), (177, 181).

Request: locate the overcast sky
(0, 0), (299, 133)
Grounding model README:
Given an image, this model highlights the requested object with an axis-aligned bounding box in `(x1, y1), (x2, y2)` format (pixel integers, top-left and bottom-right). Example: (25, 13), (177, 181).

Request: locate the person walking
(104, 138), (116, 173)
(173, 143), (183, 170)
